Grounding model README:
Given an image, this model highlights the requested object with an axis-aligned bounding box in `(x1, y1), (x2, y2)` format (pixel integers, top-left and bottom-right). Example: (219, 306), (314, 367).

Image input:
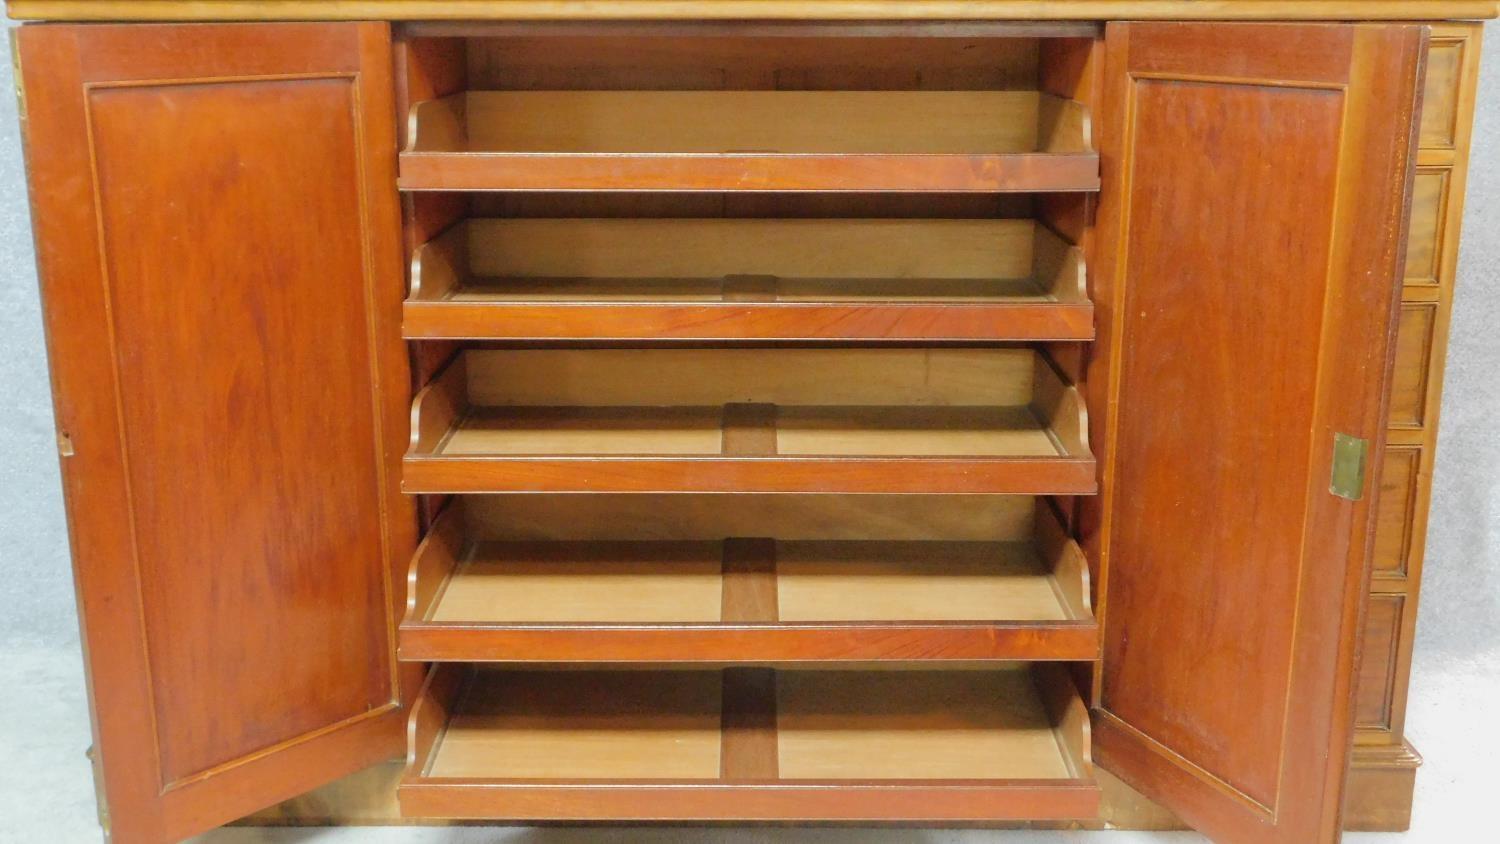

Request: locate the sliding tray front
(400, 664), (1098, 821)
(406, 218), (1091, 341)
(404, 348), (1095, 494)
(402, 495), (1094, 662)
(399, 90), (1097, 193)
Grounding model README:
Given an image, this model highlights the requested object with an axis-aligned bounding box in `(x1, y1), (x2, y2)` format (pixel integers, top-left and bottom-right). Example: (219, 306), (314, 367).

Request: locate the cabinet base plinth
(1343, 741), (1421, 832)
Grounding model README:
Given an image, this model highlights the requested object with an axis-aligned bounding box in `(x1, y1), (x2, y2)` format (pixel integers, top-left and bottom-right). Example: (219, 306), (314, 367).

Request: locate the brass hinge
(8, 29), (22, 122)
(1330, 433), (1369, 501)
(85, 745), (111, 838)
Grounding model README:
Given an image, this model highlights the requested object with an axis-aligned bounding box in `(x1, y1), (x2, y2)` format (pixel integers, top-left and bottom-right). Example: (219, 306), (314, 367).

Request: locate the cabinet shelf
(401, 496), (1094, 663)
(399, 91), (1098, 192)
(405, 348), (1095, 494)
(406, 218), (1092, 341)
(400, 664), (1098, 821)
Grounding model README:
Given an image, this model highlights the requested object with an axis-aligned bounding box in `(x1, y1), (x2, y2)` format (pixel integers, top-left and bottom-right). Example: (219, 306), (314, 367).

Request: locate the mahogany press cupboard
(9, 2), (1491, 842)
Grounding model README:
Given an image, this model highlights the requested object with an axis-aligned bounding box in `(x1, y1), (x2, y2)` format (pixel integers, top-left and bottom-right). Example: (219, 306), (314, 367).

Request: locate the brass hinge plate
(1330, 433), (1369, 501)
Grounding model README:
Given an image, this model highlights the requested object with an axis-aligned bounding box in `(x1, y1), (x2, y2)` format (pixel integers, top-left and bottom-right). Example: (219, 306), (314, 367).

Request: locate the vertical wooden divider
(721, 402), (780, 456)
(722, 274), (781, 302)
(721, 667), (780, 781)
(721, 537), (780, 779)
(722, 538), (778, 623)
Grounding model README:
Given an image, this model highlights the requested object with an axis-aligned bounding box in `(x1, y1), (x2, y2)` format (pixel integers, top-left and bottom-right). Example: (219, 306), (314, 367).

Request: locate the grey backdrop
(0, 24), (1495, 671)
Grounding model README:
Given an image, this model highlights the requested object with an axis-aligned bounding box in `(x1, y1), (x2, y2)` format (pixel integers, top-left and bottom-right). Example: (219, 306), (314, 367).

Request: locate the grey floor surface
(2, 641), (1492, 843)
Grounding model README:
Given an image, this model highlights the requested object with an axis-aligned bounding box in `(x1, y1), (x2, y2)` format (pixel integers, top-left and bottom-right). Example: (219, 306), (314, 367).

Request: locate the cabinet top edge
(6, 1), (1498, 23)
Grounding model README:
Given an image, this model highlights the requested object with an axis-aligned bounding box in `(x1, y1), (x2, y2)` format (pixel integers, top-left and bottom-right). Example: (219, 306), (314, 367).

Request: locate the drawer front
(1417, 34), (1470, 150)
(1371, 446), (1423, 579)
(1354, 595), (1408, 733)
(1403, 168), (1450, 288)
(1389, 303), (1439, 429)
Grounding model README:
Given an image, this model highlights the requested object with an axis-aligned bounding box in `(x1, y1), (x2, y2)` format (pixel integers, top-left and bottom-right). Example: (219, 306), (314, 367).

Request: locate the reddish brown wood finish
(398, 152), (1101, 193)
(400, 621), (1099, 663)
(18, 23), (415, 842)
(1088, 22), (1424, 844)
(402, 456), (1098, 495)
(403, 300), (1097, 342)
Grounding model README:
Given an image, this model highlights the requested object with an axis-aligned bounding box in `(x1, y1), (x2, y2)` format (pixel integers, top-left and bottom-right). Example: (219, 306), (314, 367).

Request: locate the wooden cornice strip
(8, 2), (1497, 22)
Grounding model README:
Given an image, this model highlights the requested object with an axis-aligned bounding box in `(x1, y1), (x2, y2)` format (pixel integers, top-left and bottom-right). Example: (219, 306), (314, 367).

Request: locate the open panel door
(1089, 22), (1425, 844)
(17, 23), (416, 842)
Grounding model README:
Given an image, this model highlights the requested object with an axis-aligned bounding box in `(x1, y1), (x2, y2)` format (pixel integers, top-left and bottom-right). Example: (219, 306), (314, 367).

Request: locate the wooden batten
(403, 301), (1096, 342)
(401, 457), (1097, 495)
(398, 152), (1101, 193)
